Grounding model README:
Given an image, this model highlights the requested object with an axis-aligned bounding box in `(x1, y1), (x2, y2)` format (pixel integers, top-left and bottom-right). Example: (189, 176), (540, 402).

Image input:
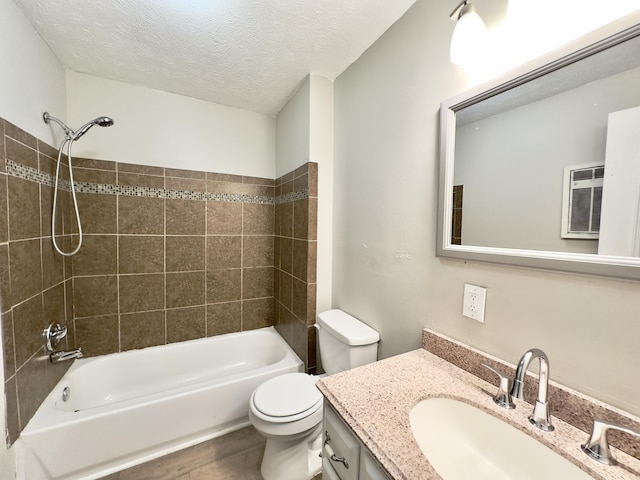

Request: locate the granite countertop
(316, 349), (640, 480)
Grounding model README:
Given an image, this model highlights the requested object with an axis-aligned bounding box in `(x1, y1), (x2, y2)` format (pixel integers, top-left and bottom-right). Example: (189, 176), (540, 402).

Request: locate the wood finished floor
(99, 426), (323, 480)
(100, 426), (265, 480)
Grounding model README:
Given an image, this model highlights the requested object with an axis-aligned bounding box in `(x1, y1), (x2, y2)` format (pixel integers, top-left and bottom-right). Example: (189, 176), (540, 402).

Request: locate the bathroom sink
(409, 397), (594, 480)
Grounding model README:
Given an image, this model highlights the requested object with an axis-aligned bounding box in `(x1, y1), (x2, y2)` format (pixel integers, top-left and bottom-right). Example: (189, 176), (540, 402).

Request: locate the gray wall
(332, 0), (640, 417)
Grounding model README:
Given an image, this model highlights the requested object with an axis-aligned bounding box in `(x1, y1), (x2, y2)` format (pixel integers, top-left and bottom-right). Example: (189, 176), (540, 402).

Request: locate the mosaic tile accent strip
(6, 159), (306, 205)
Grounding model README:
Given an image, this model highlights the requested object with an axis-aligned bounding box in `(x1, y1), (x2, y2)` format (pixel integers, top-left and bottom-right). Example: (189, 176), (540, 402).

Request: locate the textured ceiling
(14, 0), (417, 115)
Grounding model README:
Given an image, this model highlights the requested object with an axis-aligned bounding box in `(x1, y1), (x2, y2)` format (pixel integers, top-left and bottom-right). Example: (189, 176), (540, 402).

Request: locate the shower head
(43, 112), (114, 141)
(71, 116), (114, 141)
(43, 112), (74, 138)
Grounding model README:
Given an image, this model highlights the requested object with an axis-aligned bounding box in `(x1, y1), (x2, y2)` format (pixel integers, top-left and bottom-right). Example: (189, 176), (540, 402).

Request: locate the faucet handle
(481, 363), (515, 409)
(43, 322), (67, 353)
(582, 419), (640, 465)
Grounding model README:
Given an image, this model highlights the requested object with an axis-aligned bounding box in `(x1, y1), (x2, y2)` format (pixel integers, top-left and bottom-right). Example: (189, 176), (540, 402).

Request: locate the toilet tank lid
(316, 309), (380, 346)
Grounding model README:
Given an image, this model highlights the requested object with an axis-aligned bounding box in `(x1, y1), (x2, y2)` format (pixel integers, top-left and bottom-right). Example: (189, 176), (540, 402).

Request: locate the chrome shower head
(71, 116), (114, 140)
(43, 112), (74, 138)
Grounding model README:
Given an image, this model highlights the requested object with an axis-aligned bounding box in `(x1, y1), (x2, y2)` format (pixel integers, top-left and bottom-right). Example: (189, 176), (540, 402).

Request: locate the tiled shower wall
(0, 116), (318, 445)
(0, 118), (75, 445)
(274, 164), (318, 373)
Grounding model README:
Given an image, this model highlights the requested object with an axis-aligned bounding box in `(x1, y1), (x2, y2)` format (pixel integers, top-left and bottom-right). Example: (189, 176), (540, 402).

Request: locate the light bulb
(450, 4), (487, 66)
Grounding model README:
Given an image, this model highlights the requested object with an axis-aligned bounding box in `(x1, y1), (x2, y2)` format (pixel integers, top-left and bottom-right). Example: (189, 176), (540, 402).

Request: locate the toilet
(249, 309), (380, 480)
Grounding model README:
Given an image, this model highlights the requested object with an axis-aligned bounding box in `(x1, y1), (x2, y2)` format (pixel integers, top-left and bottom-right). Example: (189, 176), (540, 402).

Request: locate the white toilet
(249, 309), (380, 480)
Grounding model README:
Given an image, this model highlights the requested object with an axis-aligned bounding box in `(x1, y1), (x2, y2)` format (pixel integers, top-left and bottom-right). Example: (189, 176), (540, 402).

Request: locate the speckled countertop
(316, 349), (640, 480)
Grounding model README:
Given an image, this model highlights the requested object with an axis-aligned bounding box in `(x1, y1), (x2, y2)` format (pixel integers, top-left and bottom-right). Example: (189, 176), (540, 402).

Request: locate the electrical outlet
(463, 284), (486, 322)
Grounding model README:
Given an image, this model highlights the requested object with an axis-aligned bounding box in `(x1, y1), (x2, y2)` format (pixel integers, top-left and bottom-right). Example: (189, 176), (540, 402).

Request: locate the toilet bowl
(249, 373), (324, 480)
(249, 309), (380, 480)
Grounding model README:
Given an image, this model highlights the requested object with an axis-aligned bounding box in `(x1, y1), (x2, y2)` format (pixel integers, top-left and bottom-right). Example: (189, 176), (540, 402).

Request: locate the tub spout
(49, 348), (83, 363)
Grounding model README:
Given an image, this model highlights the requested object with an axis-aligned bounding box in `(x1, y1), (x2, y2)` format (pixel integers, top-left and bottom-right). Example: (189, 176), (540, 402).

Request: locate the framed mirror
(437, 12), (640, 280)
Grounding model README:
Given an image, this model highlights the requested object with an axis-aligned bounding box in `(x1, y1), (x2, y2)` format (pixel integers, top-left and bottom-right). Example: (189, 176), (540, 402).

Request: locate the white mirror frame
(437, 12), (640, 280)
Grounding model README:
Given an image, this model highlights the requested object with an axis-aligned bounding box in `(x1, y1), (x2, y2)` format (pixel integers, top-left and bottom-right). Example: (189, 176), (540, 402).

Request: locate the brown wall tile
(5, 121), (36, 149)
(165, 167), (205, 180)
(117, 162), (163, 176)
(279, 237), (293, 274)
(0, 244), (11, 313)
(166, 199), (205, 235)
(308, 162), (318, 197)
(292, 278), (308, 323)
(243, 236), (274, 268)
(243, 298), (274, 331)
(166, 236), (205, 272)
(74, 315), (119, 356)
(4, 377), (19, 444)
(120, 310), (165, 350)
(16, 353), (52, 430)
(278, 270), (292, 310)
(72, 235), (118, 276)
(73, 157), (116, 171)
(290, 318), (309, 365)
(118, 172), (164, 188)
(243, 204), (274, 235)
(9, 239), (42, 305)
(8, 177), (40, 241)
(77, 193), (117, 234)
(167, 306), (206, 344)
(166, 271), (205, 309)
(12, 295), (44, 368)
(6, 138), (38, 168)
(279, 202), (293, 237)
(119, 235), (164, 274)
(165, 176), (205, 192)
(43, 284), (65, 331)
(0, 174), (8, 243)
(207, 201), (242, 235)
(206, 269), (241, 304)
(40, 184), (53, 238)
(119, 196), (164, 235)
(119, 274), (165, 313)
(207, 302), (241, 336)
(292, 240), (308, 281)
(206, 236), (241, 270)
(74, 275), (118, 318)
(37, 140), (58, 161)
(207, 172), (243, 183)
(72, 167), (116, 184)
(2, 310), (15, 377)
(243, 267), (274, 299)
(293, 199), (309, 240)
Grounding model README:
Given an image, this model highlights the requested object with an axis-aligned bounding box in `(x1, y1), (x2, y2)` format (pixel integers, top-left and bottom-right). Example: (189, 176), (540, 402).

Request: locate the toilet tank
(316, 310), (380, 375)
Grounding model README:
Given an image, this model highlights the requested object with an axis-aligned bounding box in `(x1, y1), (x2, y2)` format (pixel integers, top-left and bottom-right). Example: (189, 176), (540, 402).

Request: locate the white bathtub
(20, 327), (304, 480)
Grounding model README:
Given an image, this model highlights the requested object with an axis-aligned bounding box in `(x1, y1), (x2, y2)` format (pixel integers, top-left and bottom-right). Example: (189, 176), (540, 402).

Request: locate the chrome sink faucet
(510, 348), (554, 432)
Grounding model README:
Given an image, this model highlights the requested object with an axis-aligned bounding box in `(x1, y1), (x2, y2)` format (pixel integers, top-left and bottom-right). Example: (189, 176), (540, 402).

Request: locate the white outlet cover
(463, 284), (486, 322)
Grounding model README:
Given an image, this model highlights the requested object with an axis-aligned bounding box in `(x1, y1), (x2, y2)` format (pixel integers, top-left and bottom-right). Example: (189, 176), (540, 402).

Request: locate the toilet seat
(251, 373), (322, 423)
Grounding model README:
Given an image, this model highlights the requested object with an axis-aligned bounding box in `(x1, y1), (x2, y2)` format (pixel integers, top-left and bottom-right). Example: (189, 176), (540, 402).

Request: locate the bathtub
(20, 327), (304, 480)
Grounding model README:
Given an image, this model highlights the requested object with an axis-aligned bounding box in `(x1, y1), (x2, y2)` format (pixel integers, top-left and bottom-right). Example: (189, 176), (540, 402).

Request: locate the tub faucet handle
(482, 363), (515, 409)
(43, 322), (67, 353)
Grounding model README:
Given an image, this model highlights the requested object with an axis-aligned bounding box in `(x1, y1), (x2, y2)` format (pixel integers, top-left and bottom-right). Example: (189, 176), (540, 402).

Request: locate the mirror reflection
(452, 31), (640, 257)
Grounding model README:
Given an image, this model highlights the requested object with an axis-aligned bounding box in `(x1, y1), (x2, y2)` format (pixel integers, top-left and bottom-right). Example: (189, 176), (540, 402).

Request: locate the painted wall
(333, 0), (640, 417)
(0, 0), (65, 144)
(276, 74), (334, 314)
(66, 71), (276, 178)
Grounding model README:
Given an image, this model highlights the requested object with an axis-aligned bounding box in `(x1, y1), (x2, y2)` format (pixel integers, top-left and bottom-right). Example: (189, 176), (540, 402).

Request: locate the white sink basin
(409, 397), (594, 480)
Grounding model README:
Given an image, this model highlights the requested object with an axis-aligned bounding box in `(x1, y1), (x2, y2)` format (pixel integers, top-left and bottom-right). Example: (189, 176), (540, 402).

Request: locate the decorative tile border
(6, 159), (307, 205)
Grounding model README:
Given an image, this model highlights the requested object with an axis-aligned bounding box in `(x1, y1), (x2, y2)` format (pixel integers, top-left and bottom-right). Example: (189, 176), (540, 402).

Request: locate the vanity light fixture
(449, 0), (487, 65)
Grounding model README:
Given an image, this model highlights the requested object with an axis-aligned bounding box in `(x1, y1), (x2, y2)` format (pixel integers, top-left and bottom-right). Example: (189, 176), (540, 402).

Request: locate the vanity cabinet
(322, 402), (391, 480)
